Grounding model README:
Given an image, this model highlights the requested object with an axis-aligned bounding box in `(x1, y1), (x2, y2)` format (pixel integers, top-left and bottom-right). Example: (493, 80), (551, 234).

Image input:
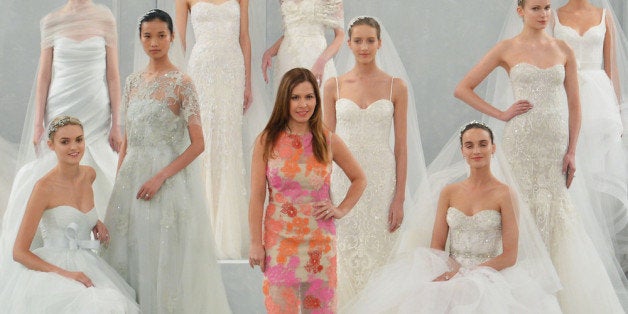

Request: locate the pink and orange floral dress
(263, 131), (336, 313)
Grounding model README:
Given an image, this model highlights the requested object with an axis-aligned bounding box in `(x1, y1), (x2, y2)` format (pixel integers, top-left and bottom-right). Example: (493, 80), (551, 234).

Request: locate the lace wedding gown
(344, 207), (561, 313)
(0, 206), (138, 313)
(331, 79), (397, 305)
(187, 0), (248, 259)
(502, 63), (624, 312)
(553, 9), (628, 270)
(273, 0), (343, 92)
(102, 71), (231, 313)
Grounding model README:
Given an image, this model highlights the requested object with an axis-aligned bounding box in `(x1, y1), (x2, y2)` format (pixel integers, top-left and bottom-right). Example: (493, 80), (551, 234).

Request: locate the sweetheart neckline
(337, 98), (392, 110)
(48, 205), (95, 215)
(510, 63), (564, 74)
(448, 207), (500, 217)
(555, 11), (605, 38)
(192, 0), (235, 9)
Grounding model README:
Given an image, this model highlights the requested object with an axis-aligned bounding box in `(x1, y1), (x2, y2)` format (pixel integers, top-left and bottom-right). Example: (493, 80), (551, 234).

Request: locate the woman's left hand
(136, 174), (166, 201)
(92, 220), (110, 245)
(562, 151), (576, 188)
(313, 200), (343, 220)
(433, 269), (458, 282)
(388, 197), (404, 232)
(243, 84), (252, 113)
(109, 125), (123, 152)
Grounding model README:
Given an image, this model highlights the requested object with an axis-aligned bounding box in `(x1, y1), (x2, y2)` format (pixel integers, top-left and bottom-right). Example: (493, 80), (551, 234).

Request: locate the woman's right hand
(60, 270), (94, 287)
(249, 244), (266, 272)
(262, 49), (273, 83)
(33, 124), (44, 146)
(500, 100), (533, 121)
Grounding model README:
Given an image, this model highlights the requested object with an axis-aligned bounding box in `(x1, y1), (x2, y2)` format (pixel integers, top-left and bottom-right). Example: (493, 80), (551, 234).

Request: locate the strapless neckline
(337, 98), (392, 110)
(448, 207), (500, 217)
(511, 63), (564, 72)
(55, 36), (105, 45)
(48, 205), (95, 215)
(192, 0), (235, 9)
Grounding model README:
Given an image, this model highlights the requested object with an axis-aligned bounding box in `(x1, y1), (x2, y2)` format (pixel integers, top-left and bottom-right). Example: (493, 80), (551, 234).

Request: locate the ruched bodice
(554, 10), (606, 71)
(47, 36), (111, 144)
(447, 207), (502, 267)
(40, 206), (99, 250)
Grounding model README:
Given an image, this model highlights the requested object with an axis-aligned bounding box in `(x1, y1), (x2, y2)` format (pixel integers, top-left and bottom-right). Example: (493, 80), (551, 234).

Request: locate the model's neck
(286, 122), (310, 135)
(66, 0), (92, 6)
(56, 163), (81, 181)
(519, 26), (549, 40)
(467, 166), (494, 186)
(353, 60), (379, 76)
(147, 57), (175, 74)
(564, 0), (592, 9)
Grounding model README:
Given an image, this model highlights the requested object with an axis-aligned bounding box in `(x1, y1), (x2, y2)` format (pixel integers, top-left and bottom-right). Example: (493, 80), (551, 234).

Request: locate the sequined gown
(553, 10), (628, 271)
(344, 207), (561, 313)
(502, 63), (623, 312)
(187, 0), (248, 259)
(273, 0), (343, 92)
(263, 131), (336, 313)
(331, 78), (397, 305)
(102, 71), (231, 313)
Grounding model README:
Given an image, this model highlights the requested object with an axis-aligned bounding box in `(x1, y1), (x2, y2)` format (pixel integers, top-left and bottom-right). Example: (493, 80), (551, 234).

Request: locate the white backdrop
(0, 0), (626, 164)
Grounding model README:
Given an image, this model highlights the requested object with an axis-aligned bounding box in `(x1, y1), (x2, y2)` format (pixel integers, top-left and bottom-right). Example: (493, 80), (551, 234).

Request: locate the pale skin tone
(323, 24), (408, 233)
(431, 128), (518, 281)
(555, 0), (622, 103)
(175, 0), (253, 111)
(261, 1), (345, 84)
(33, 0), (122, 152)
(13, 124), (110, 288)
(116, 19), (205, 201)
(454, 0), (581, 188)
(248, 81), (366, 271)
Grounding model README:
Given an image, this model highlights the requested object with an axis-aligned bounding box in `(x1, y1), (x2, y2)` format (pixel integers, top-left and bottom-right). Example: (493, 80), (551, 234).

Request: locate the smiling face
(518, 0), (552, 30)
(48, 124), (85, 165)
(461, 128), (495, 169)
(288, 81), (317, 128)
(140, 19), (173, 60)
(348, 24), (381, 64)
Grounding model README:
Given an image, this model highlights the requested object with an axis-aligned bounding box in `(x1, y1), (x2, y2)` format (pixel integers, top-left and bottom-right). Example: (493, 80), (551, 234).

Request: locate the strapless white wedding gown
(332, 93), (397, 305)
(0, 206), (138, 313)
(344, 207), (561, 313)
(503, 63), (624, 312)
(553, 10), (628, 272)
(187, 0), (248, 259)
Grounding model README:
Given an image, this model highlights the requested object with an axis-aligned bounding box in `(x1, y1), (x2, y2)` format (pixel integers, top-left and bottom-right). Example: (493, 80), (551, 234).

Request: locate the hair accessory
(459, 120), (489, 136)
(137, 9), (159, 29)
(348, 16), (371, 28)
(47, 116), (81, 139)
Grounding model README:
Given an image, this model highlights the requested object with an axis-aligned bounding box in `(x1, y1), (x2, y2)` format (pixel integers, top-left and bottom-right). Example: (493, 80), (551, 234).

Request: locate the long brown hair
(262, 68), (330, 163)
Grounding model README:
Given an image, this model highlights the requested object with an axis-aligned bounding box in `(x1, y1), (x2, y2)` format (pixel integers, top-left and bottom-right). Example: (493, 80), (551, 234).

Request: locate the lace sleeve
(176, 76), (202, 127)
(319, 0), (344, 29)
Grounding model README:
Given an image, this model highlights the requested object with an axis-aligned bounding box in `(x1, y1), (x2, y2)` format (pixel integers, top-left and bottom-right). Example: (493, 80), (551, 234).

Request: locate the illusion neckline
(48, 205), (95, 215)
(448, 207), (500, 217)
(555, 10), (605, 38)
(337, 98), (392, 110)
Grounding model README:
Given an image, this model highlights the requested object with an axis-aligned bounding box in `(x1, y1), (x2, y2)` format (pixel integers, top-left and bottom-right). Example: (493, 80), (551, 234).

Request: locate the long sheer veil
(484, 0), (628, 304)
(335, 17), (428, 252)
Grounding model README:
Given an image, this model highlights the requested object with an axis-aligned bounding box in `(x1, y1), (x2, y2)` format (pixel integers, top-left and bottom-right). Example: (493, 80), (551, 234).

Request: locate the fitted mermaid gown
(187, 0), (248, 259)
(502, 63), (624, 312)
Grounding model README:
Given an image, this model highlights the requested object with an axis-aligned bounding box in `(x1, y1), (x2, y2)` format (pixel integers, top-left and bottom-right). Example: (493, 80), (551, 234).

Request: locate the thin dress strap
(335, 77), (340, 99)
(389, 77), (395, 101)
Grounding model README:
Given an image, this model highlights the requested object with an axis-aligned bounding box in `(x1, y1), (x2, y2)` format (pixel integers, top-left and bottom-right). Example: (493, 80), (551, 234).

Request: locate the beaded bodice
(447, 207), (502, 267)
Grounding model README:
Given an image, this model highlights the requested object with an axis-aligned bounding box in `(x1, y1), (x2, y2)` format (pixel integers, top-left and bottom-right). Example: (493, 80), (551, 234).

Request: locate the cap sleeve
(177, 76), (202, 127)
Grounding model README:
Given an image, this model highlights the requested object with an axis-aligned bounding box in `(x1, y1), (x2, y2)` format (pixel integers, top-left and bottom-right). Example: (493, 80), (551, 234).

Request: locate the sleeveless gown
(273, 0), (343, 93)
(102, 71), (231, 313)
(0, 206), (138, 313)
(502, 63), (624, 312)
(187, 0), (248, 259)
(331, 79), (398, 305)
(263, 131), (336, 313)
(344, 207), (561, 313)
(0, 36), (117, 279)
(553, 10), (628, 271)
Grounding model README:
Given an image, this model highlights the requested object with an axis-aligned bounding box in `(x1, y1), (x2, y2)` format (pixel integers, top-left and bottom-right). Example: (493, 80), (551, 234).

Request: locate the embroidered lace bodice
(447, 207), (502, 267)
(190, 0), (242, 55)
(335, 99), (393, 153)
(123, 71), (200, 151)
(281, 0), (343, 38)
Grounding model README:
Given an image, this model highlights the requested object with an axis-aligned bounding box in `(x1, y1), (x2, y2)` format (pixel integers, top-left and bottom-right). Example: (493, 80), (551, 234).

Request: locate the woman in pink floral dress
(248, 68), (365, 313)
